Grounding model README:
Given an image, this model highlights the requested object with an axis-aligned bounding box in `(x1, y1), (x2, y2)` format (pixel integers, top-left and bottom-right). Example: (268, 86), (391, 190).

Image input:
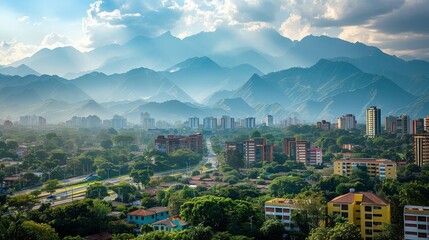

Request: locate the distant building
(141, 112), (155, 129)
(112, 115), (127, 129)
(220, 116), (235, 129)
(337, 114), (356, 130)
(283, 137), (297, 160)
(19, 115), (46, 127)
(413, 118), (425, 134)
(244, 117), (256, 128)
(127, 207), (169, 227)
(316, 120), (331, 130)
(404, 205), (429, 239)
(414, 133), (429, 167)
(425, 115), (429, 132)
(396, 114), (411, 137)
(333, 158), (397, 180)
(155, 133), (203, 155)
(366, 106), (381, 138)
(226, 137), (272, 166)
(188, 117), (200, 129)
(203, 117), (217, 129)
(309, 148), (323, 165)
(283, 137), (311, 165)
(328, 190), (391, 240)
(66, 115), (102, 128)
(265, 198), (299, 233)
(384, 115), (397, 133)
(265, 115), (273, 127)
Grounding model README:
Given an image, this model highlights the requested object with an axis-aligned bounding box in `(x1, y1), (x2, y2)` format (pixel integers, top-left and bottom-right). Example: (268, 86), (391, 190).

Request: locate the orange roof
(128, 206), (168, 216)
(330, 192), (389, 206)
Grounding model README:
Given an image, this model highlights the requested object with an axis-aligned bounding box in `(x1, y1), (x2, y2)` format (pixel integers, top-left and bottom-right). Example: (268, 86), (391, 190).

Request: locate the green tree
(20, 220), (60, 240)
(86, 182), (109, 199)
(329, 222), (362, 240)
(374, 224), (401, 240)
(250, 130), (261, 138)
(100, 139), (113, 150)
(307, 227), (329, 240)
(130, 169), (153, 189)
(112, 134), (135, 148)
(260, 219), (284, 240)
(42, 179), (61, 196)
(224, 149), (244, 170)
(269, 176), (309, 196)
(7, 194), (39, 213)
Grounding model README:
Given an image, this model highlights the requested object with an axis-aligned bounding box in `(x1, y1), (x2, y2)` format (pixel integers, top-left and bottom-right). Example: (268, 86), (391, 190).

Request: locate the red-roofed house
(127, 206), (169, 227)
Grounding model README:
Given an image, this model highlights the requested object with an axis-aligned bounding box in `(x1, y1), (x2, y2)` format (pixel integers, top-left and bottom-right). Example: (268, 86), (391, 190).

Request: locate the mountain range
(1, 28), (429, 124)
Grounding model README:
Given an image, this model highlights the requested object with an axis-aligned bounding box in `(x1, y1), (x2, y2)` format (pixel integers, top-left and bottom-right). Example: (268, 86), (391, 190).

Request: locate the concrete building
(414, 133), (429, 167)
(127, 207), (169, 227)
(151, 216), (189, 231)
(265, 198), (299, 232)
(296, 140), (310, 165)
(338, 114), (357, 130)
(66, 115), (101, 128)
(425, 116), (429, 132)
(404, 205), (429, 239)
(245, 117), (256, 129)
(141, 112), (155, 129)
(396, 114), (411, 137)
(413, 118), (425, 135)
(220, 116), (235, 129)
(265, 115), (274, 127)
(328, 190), (391, 240)
(112, 115), (127, 129)
(366, 106), (381, 138)
(283, 137), (297, 160)
(19, 115), (46, 127)
(333, 158), (397, 180)
(226, 137), (272, 167)
(309, 148), (323, 165)
(385, 115), (397, 133)
(203, 117), (217, 129)
(154, 133), (203, 155)
(316, 120), (331, 130)
(188, 117), (200, 129)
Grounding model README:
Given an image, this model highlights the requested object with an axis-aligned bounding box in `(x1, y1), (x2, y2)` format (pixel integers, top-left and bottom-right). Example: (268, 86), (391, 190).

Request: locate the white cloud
(41, 33), (73, 49)
(0, 40), (38, 65)
(17, 16), (29, 23)
(279, 14), (312, 40)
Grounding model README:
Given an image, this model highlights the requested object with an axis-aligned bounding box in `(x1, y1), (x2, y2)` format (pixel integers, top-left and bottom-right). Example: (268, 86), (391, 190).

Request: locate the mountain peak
(166, 56), (221, 72)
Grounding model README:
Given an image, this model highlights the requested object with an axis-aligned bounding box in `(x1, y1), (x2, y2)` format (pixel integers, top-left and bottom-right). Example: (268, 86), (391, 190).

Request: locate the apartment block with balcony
(154, 133), (203, 155)
(404, 205), (429, 239)
(414, 133), (429, 167)
(328, 190), (391, 240)
(265, 198), (299, 232)
(225, 137), (272, 167)
(333, 158), (397, 180)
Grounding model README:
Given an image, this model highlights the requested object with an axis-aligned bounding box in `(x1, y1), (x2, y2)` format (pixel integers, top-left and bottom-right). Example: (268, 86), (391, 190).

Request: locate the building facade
(220, 116), (235, 129)
(328, 191), (391, 240)
(414, 134), (429, 167)
(265, 115), (274, 127)
(338, 114), (357, 130)
(413, 118), (425, 135)
(265, 198), (299, 232)
(245, 117), (256, 129)
(404, 205), (429, 239)
(154, 133), (203, 155)
(316, 120), (331, 130)
(333, 158), (397, 180)
(309, 148), (323, 165)
(188, 117), (200, 129)
(127, 207), (169, 227)
(366, 106), (381, 138)
(203, 117), (217, 129)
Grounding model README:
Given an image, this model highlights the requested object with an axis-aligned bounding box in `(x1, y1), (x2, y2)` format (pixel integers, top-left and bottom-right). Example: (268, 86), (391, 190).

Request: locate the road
(25, 138), (218, 206)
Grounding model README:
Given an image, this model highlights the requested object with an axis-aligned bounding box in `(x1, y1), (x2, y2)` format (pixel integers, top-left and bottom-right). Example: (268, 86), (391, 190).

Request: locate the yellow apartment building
(328, 190), (391, 240)
(333, 158), (397, 180)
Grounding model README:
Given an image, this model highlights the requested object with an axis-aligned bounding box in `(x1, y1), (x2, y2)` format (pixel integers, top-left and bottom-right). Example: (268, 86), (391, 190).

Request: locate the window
(266, 207), (274, 212)
(365, 214), (372, 220)
(405, 215), (417, 221)
(405, 223), (417, 227)
(341, 212), (348, 218)
(418, 233), (427, 238)
(365, 222), (373, 227)
(373, 206), (381, 210)
(418, 216), (426, 222)
(341, 205), (348, 210)
(373, 214), (382, 217)
(333, 204), (340, 207)
(365, 206), (372, 212)
(373, 222), (382, 226)
(418, 225), (426, 230)
(365, 229), (373, 235)
(275, 208), (283, 212)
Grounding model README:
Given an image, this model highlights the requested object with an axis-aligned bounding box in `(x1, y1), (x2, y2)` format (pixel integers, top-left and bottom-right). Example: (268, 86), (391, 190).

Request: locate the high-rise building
(425, 115), (429, 132)
(333, 158), (397, 180)
(404, 205), (429, 239)
(265, 115), (273, 127)
(296, 140), (310, 165)
(316, 120), (331, 130)
(220, 116), (235, 129)
(203, 117), (217, 129)
(112, 115), (127, 129)
(413, 118), (425, 134)
(385, 115), (397, 133)
(366, 106), (381, 138)
(244, 117), (256, 128)
(414, 133), (429, 167)
(188, 117), (200, 129)
(283, 137), (297, 160)
(19, 115), (46, 127)
(309, 148), (323, 165)
(396, 114), (411, 137)
(337, 114), (357, 130)
(328, 190), (391, 240)
(226, 137), (272, 167)
(141, 112), (155, 129)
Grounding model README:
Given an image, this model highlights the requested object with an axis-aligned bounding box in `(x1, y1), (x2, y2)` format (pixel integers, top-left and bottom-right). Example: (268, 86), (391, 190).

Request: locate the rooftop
(128, 206), (168, 216)
(330, 192), (389, 206)
(265, 198), (298, 207)
(404, 205), (429, 215)
(335, 158), (396, 164)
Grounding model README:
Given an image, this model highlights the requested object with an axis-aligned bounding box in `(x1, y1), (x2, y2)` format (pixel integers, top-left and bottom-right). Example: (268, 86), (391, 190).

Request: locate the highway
(27, 138), (218, 206)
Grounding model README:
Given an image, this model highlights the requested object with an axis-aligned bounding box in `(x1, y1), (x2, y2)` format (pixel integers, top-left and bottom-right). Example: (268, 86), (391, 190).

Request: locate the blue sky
(1, 0), (428, 64)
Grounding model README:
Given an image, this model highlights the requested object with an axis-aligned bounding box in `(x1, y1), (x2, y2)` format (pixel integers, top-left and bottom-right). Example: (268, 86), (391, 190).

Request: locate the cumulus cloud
(0, 40), (38, 65)
(41, 33), (73, 49)
(17, 16), (29, 23)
